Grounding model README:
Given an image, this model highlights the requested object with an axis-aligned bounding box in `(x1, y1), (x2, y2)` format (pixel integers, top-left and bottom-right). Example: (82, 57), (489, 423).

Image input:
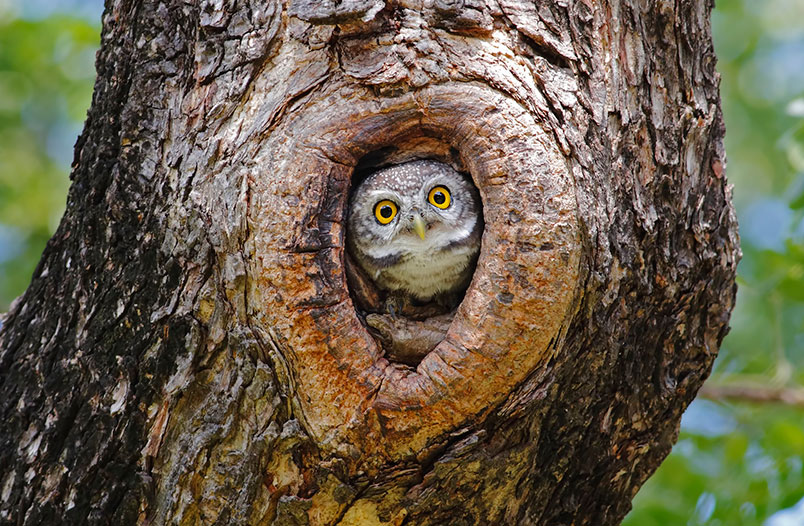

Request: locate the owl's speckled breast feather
(376, 231), (479, 300)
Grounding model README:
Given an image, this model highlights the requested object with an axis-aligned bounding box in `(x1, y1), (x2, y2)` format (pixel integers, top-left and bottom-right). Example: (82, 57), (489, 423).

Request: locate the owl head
(346, 160), (482, 261)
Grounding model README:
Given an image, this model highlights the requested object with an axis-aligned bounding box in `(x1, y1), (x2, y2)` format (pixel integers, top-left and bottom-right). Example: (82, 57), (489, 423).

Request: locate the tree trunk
(0, 1), (738, 525)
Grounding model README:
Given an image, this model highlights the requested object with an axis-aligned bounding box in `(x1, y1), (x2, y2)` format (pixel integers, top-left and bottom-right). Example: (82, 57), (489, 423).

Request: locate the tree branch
(699, 383), (804, 408)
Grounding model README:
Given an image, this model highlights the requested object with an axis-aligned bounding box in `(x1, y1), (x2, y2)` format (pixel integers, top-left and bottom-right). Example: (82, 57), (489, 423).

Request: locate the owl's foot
(366, 313), (452, 366)
(384, 292), (451, 320)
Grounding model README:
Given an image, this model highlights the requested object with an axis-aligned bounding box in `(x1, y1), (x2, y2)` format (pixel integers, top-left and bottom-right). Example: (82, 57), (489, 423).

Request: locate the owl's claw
(385, 294), (406, 319)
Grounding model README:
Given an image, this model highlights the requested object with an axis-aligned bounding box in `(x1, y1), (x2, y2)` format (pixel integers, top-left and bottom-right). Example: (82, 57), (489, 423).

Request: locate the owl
(346, 160), (482, 312)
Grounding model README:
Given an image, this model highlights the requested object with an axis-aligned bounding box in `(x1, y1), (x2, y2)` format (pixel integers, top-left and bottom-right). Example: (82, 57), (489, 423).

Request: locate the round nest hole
(344, 141), (484, 366)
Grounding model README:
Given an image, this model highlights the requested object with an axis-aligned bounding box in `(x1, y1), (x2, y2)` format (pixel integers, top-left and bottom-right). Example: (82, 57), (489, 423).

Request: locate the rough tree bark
(0, 1), (738, 525)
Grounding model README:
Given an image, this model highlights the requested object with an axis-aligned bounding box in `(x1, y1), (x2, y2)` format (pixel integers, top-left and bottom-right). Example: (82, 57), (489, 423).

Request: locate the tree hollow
(248, 83), (580, 463)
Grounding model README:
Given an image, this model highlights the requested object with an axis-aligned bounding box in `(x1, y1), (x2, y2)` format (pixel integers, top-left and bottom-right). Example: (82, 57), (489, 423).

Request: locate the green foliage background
(0, 1), (801, 523)
(626, 1), (804, 524)
(0, 9), (98, 305)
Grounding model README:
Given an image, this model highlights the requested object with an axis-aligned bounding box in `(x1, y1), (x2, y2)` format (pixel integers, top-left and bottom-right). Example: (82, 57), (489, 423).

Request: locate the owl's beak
(412, 214), (427, 240)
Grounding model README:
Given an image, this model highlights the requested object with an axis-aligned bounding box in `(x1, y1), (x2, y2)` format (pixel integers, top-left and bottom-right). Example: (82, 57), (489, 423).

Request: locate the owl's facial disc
(370, 197), (435, 242)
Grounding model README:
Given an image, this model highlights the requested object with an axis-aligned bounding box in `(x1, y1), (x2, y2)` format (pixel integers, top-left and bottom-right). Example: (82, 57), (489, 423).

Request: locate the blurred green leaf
(725, 434), (749, 463)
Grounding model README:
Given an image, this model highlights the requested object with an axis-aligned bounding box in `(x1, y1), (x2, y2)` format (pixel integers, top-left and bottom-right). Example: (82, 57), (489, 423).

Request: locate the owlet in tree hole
(347, 160), (482, 311)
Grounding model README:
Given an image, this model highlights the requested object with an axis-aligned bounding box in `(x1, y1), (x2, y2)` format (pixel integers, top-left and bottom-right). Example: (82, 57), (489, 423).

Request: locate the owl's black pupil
(380, 205), (394, 219)
(433, 191), (446, 205)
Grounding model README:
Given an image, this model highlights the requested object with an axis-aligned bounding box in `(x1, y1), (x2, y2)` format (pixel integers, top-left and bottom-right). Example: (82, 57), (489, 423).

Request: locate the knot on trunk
(247, 83), (580, 465)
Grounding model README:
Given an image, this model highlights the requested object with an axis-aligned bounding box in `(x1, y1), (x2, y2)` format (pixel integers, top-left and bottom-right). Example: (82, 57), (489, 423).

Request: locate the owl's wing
(344, 249), (383, 313)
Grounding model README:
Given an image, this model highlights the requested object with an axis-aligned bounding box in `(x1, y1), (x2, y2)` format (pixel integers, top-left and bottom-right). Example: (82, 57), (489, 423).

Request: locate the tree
(0, 1), (738, 524)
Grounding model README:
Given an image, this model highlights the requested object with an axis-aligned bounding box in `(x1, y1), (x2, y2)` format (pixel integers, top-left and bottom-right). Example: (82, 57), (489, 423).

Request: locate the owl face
(348, 160), (478, 253)
(346, 159), (482, 301)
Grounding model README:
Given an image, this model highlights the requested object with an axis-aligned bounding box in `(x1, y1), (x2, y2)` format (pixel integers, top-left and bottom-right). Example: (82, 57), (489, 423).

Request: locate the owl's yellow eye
(428, 186), (451, 209)
(374, 200), (398, 224)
